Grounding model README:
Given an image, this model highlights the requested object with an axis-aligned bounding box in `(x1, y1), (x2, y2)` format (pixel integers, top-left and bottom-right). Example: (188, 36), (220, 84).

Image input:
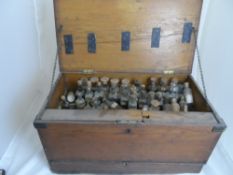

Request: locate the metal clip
(151, 27), (161, 48)
(64, 34), (73, 54)
(88, 33), (96, 53)
(182, 22), (193, 43)
(122, 31), (131, 51)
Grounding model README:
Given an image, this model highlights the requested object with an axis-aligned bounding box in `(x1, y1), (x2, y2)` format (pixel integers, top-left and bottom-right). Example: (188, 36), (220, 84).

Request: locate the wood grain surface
(50, 161), (203, 174)
(34, 0), (227, 174)
(41, 109), (217, 126)
(38, 123), (220, 163)
(54, 0), (203, 73)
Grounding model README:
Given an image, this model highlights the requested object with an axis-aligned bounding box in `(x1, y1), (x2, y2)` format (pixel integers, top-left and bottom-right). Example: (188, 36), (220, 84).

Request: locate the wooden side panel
(54, 0), (203, 73)
(50, 161), (203, 174)
(38, 123), (220, 163)
(188, 76), (212, 111)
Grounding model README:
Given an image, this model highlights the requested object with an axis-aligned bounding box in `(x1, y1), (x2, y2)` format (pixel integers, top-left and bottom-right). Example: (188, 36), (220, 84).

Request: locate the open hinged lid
(54, 0), (203, 74)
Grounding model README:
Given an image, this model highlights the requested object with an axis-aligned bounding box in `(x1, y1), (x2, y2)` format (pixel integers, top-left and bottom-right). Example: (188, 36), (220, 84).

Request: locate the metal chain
(50, 29), (207, 99)
(192, 27), (208, 100)
(49, 47), (59, 92)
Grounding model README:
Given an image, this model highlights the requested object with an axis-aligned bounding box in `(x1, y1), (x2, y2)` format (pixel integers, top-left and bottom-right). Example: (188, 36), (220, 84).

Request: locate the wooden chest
(34, 0), (226, 174)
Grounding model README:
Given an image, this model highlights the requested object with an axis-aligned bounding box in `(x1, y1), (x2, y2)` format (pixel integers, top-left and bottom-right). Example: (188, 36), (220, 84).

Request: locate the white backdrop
(0, 0), (233, 174)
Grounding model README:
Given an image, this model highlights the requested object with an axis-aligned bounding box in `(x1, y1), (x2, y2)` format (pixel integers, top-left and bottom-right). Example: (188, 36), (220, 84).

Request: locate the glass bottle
(120, 79), (130, 108)
(169, 78), (179, 99)
(85, 81), (94, 107)
(138, 85), (148, 109)
(76, 79), (85, 98)
(128, 85), (138, 109)
(147, 91), (155, 105)
(134, 79), (142, 93)
(159, 77), (168, 92)
(94, 81), (104, 100)
(108, 78), (120, 101)
(90, 77), (99, 91)
(179, 95), (186, 112)
(150, 100), (160, 111)
(183, 82), (193, 105)
(75, 91), (86, 109)
(81, 78), (88, 91)
(171, 98), (180, 112)
(100, 77), (110, 96)
(148, 77), (157, 91)
(58, 94), (66, 109)
(66, 91), (76, 103)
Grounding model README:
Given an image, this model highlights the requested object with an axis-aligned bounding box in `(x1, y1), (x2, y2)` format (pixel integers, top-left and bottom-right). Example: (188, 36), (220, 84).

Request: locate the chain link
(192, 27), (208, 100)
(50, 47), (59, 92)
(50, 29), (207, 99)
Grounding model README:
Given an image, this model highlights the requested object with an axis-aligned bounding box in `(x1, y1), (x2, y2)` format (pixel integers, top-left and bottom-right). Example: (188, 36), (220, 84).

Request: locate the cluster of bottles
(58, 77), (194, 112)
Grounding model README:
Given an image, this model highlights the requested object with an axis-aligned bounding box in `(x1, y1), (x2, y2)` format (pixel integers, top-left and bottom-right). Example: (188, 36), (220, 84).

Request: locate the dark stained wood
(54, 0), (203, 74)
(38, 123), (221, 163)
(50, 161), (203, 174)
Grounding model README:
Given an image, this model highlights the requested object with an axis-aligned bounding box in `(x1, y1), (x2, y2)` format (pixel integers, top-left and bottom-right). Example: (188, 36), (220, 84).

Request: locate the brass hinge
(163, 70), (175, 75)
(141, 110), (150, 119)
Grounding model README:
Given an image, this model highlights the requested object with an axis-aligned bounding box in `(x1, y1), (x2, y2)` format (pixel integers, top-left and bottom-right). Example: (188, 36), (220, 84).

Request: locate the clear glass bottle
(150, 100), (160, 111)
(81, 78), (88, 91)
(100, 77), (110, 96)
(134, 79), (142, 93)
(108, 78), (120, 101)
(169, 78), (180, 100)
(90, 77), (99, 91)
(94, 81), (104, 99)
(171, 98), (180, 112)
(159, 77), (168, 92)
(66, 91), (76, 103)
(179, 95), (187, 112)
(128, 85), (138, 109)
(120, 79), (130, 108)
(76, 79), (85, 97)
(138, 85), (148, 109)
(75, 91), (86, 109)
(148, 77), (157, 91)
(183, 82), (193, 104)
(147, 91), (155, 105)
(85, 81), (94, 107)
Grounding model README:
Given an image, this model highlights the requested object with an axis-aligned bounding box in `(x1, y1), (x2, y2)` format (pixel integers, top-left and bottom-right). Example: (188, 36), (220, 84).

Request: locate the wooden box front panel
(39, 123), (220, 163)
(34, 74), (225, 174)
(37, 119), (221, 173)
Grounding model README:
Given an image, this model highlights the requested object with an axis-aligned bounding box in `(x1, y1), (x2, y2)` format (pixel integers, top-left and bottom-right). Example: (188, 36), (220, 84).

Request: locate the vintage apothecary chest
(34, 0), (226, 174)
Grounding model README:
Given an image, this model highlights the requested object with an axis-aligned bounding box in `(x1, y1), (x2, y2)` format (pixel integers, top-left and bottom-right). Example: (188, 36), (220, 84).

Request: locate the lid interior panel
(54, 0), (203, 74)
